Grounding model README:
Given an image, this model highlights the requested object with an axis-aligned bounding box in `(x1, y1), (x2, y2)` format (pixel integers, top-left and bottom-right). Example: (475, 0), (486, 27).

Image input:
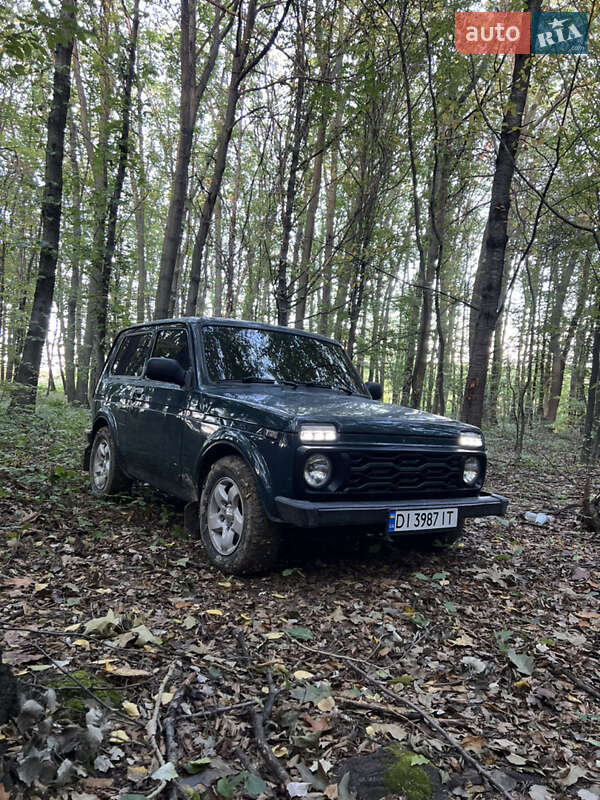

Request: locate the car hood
(202, 386), (479, 440)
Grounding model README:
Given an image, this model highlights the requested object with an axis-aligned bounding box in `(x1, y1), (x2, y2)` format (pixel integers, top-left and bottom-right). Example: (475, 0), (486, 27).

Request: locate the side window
(151, 327), (191, 371)
(111, 332), (153, 376)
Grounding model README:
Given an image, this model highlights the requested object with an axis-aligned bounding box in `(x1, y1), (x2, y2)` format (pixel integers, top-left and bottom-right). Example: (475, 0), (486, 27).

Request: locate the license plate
(388, 507), (458, 533)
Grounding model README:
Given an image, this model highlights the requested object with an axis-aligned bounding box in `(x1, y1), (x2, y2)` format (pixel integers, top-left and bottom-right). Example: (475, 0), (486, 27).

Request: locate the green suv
(84, 318), (507, 574)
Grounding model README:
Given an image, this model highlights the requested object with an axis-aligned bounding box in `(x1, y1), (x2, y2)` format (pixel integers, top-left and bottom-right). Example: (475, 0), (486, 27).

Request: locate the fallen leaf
(368, 722), (406, 741)
(506, 753), (527, 766)
(461, 735), (486, 752)
(529, 786), (550, 800)
(108, 665), (151, 678)
(205, 609), (223, 617)
(109, 729), (130, 743)
(152, 762), (178, 781)
(449, 633), (474, 647)
(294, 670), (315, 680)
(287, 782), (310, 797)
(561, 766), (587, 787)
(317, 696), (335, 712)
(122, 701), (140, 718)
(507, 649), (535, 676)
(285, 627), (314, 641)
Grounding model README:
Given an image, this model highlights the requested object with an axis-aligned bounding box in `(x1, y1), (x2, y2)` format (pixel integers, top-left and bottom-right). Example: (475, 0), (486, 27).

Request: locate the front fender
(195, 429), (279, 520)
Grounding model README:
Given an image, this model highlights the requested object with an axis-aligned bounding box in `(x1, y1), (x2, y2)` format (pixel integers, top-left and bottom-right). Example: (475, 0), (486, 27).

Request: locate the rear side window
(111, 332), (153, 376)
(151, 327), (190, 371)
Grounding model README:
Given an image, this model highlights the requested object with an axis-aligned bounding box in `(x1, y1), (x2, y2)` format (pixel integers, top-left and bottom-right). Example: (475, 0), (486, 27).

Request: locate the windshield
(202, 325), (366, 395)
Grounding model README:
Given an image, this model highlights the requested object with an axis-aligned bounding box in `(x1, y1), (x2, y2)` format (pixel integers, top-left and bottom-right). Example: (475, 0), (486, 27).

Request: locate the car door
(130, 324), (193, 496)
(104, 329), (154, 470)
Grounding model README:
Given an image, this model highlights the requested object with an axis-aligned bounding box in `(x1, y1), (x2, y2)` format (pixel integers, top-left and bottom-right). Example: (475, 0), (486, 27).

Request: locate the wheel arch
(195, 435), (279, 520)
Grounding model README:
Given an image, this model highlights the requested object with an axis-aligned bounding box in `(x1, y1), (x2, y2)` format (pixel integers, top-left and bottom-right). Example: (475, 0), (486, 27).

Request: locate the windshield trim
(197, 322), (368, 396)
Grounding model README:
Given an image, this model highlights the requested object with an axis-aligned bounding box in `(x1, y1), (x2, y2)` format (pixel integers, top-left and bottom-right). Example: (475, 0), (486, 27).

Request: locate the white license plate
(388, 507), (458, 533)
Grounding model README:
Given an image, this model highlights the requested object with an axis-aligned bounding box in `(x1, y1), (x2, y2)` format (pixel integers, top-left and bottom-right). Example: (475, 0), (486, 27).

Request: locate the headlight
(304, 454), (332, 488)
(299, 424), (337, 443)
(459, 432), (483, 449)
(463, 456), (481, 486)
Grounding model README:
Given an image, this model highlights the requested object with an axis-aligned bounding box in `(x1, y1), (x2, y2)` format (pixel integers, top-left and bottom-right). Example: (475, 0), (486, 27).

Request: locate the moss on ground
(384, 747), (432, 800)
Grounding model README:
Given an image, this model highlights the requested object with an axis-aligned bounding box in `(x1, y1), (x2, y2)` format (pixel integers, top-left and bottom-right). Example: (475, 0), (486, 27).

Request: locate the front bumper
(275, 491), (508, 529)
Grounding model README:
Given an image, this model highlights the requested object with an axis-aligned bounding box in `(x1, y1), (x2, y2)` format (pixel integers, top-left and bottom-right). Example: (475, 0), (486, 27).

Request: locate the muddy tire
(199, 456), (281, 575)
(89, 427), (131, 496)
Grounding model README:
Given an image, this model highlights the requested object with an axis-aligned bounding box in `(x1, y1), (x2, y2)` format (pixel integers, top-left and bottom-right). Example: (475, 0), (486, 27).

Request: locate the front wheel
(89, 427), (131, 496)
(199, 456), (281, 575)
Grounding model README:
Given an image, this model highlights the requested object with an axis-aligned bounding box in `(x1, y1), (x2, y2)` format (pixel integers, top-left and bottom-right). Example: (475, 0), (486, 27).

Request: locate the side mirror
(365, 381), (382, 401)
(146, 357), (186, 387)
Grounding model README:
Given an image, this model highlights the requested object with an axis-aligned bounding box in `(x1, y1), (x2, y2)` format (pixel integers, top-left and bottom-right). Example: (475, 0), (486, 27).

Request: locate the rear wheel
(199, 456), (281, 575)
(89, 427), (131, 496)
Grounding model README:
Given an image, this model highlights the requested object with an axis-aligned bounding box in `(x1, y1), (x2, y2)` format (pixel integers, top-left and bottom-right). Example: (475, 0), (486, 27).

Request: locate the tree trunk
(411, 148), (450, 408)
(544, 255), (587, 423)
(461, 4), (540, 427)
(132, 87), (147, 323)
(154, 2), (230, 319)
(582, 302), (600, 463)
(64, 115), (81, 403)
(225, 129), (243, 316)
(186, 0), (269, 316)
(89, 0), (139, 390)
(275, 22), (307, 327)
(12, 0), (76, 406)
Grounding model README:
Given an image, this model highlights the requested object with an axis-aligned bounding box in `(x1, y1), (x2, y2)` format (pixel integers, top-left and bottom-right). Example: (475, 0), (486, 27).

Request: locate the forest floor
(0, 395), (599, 800)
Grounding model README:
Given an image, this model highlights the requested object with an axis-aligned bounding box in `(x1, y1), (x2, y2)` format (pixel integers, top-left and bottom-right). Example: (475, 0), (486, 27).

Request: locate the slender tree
(12, 0), (77, 406)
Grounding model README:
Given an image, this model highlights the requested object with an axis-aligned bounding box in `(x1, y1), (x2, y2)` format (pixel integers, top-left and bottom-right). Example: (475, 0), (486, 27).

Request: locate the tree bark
(461, 4), (540, 427)
(12, 0), (76, 406)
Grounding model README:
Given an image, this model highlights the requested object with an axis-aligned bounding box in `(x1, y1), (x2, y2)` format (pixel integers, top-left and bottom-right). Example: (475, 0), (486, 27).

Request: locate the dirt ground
(0, 399), (599, 800)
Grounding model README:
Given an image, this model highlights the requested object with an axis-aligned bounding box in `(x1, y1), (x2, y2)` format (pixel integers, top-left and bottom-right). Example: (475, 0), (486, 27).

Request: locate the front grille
(342, 450), (466, 498)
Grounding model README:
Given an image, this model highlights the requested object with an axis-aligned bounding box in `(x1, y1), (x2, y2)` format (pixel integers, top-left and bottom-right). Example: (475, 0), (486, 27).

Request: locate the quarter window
(111, 332), (152, 376)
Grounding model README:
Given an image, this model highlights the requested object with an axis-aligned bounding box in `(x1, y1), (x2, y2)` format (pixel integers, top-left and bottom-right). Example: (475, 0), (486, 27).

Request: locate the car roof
(115, 317), (340, 346)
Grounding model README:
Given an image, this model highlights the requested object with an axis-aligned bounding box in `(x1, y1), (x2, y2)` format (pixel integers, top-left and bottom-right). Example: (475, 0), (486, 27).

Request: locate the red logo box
(455, 12), (531, 54)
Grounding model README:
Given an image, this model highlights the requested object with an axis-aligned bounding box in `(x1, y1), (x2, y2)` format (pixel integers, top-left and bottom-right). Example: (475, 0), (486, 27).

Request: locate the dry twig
(146, 661), (178, 799)
(237, 633), (290, 786)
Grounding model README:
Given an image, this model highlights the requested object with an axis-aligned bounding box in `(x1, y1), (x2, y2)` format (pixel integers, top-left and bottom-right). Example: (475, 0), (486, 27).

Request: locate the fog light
(304, 453), (332, 489)
(463, 456), (480, 486)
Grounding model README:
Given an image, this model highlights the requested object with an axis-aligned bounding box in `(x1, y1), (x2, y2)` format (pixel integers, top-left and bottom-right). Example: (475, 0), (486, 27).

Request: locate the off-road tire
(89, 427), (131, 497)
(199, 456), (281, 575)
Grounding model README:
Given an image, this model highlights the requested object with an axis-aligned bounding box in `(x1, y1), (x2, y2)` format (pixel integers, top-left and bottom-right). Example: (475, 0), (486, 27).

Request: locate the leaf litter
(0, 406), (599, 798)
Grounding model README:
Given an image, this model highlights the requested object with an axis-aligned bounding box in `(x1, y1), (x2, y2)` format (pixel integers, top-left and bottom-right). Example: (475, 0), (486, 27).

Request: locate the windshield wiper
(297, 381), (353, 395)
(217, 376), (276, 384)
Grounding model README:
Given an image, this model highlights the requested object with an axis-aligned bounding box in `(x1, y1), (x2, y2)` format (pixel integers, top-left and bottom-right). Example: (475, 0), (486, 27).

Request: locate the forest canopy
(0, 0), (599, 455)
